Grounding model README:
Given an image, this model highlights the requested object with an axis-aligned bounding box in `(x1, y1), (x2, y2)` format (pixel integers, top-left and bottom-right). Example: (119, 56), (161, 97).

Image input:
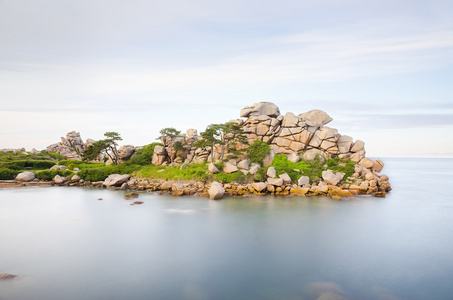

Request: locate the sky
(1, 0), (452, 157)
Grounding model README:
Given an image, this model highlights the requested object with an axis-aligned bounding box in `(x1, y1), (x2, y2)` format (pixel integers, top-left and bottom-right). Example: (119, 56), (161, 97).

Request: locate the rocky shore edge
(1, 168), (390, 200)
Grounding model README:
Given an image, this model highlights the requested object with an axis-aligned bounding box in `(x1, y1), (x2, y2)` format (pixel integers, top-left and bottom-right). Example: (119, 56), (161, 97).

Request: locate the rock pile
(46, 131), (90, 160)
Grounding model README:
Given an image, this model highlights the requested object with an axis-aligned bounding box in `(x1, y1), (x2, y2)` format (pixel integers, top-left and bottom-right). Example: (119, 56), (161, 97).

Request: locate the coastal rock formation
(46, 131), (90, 160)
(118, 145), (136, 162)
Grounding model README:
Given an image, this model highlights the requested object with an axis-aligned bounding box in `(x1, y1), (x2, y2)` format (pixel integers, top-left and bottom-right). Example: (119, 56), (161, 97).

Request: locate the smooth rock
(103, 174), (130, 187)
(237, 159), (251, 170)
(71, 175), (81, 181)
(118, 145), (136, 161)
(53, 175), (66, 184)
(359, 157), (375, 169)
(279, 173), (292, 184)
(350, 140), (365, 152)
(281, 112), (299, 127)
(303, 149), (326, 161)
(322, 170), (344, 185)
(267, 167), (276, 178)
(242, 102), (281, 118)
(287, 152), (300, 163)
(263, 150), (275, 167)
(223, 162), (238, 173)
(252, 182), (267, 192)
(267, 177), (284, 186)
(186, 129), (198, 137)
(298, 109), (333, 126)
(15, 172), (35, 182)
(208, 182), (225, 200)
(208, 163), (220, 174)
(298, 176), (310, 186)
(249, 164), (260, 175)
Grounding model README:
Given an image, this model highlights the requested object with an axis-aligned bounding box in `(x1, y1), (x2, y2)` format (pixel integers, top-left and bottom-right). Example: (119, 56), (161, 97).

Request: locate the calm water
(1, 158), (453, 300)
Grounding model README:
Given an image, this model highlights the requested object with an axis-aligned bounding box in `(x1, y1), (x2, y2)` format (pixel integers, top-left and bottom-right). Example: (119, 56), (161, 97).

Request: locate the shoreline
(0, 178), (388, 199)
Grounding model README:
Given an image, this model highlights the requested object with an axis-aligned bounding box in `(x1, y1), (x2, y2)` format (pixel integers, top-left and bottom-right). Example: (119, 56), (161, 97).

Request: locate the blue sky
(1, 0), (452, 157)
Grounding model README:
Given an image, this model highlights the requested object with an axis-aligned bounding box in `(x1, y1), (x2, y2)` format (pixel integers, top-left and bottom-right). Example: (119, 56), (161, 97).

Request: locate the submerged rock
(0, 273), (17, 280)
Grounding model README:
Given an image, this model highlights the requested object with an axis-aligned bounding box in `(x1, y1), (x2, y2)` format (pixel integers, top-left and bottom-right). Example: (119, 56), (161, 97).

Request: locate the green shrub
(246, 140), (271, 164)
(0, 160), (55, 170)
(0, 168), (20, 180)
(126, 143), (163, 165)
(325, 157), (355, 179)
(213, 171), (252, 184)
(35, 170), (73, 181)
(77, 163), (141, 181)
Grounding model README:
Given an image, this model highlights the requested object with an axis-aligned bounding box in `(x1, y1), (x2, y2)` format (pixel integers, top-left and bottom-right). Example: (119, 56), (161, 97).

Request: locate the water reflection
(1, 159), (453, 300)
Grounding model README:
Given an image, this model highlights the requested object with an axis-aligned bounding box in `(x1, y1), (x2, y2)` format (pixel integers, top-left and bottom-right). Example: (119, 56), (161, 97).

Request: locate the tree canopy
(82, 132), (122, 165)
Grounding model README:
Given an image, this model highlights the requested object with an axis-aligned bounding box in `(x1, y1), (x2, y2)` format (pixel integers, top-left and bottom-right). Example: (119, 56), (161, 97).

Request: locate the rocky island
(1, 102), (391, 200)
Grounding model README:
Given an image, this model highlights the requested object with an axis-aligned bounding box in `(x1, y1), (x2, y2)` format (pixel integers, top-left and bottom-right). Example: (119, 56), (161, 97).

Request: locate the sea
(1, 158), (452, 300)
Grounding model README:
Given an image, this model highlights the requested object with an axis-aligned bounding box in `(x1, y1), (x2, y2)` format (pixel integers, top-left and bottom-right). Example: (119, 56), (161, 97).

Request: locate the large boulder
(252, 182), (267, 192)
(298, 176), (310, 186)
(281, 112), (299, 127)
(240, 102), (280, 118)
(267, 177), (284, 186)
(15, 172), (35, 182)
(223, 162), (238, 173)
(208, 182), (225, 200)
(237, 159), (251, 170)
(298, 109), (332, 126)
(279, 173), (292, 184)
(208, 163), (220, 174)
(303, 149), (326, 161)
(118, 145), (136, 161)
(322, 170), (344, 186)
(53, 175), (66, 184)
(267, 167), (276, 178)
(103, 174), (130, 187)
(186, 129), (198, 138)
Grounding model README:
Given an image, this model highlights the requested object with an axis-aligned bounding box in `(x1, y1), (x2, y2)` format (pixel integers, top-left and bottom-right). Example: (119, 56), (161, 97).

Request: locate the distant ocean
(1, 158), (452, 300)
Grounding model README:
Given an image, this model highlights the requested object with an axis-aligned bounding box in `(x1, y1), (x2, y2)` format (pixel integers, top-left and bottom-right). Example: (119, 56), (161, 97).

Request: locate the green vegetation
(58, 160), (105, 169)
(246, 140), (271, 164)
(35, 170), (73, 181)
(267, 154), (355, 183)
(0, 168), (20, 180)
(0, 150), (64, 161)
(158, 127), (181, 164)
(126, 143), (163, 165)
(134, 162), (252, 183)
(0, 160), (56, 170)
(82, 132), (122, 165)
(193, 125), (223, 162)
(77, 164), (141, 182)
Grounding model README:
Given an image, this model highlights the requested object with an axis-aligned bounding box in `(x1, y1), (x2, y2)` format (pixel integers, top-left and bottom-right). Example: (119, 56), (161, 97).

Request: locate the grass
(264, 154), (355, 184)
(134, 162), (253, 183)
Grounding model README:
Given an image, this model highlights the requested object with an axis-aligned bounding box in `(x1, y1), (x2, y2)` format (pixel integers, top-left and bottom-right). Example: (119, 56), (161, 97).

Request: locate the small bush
(213, 171), (252, 184)
(35, 170), (73, 181)
(0, 168), (20, 180)
(126, 143), (163, 166)
(77, 163), (141, 181)
(247, 140), (271, 164)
